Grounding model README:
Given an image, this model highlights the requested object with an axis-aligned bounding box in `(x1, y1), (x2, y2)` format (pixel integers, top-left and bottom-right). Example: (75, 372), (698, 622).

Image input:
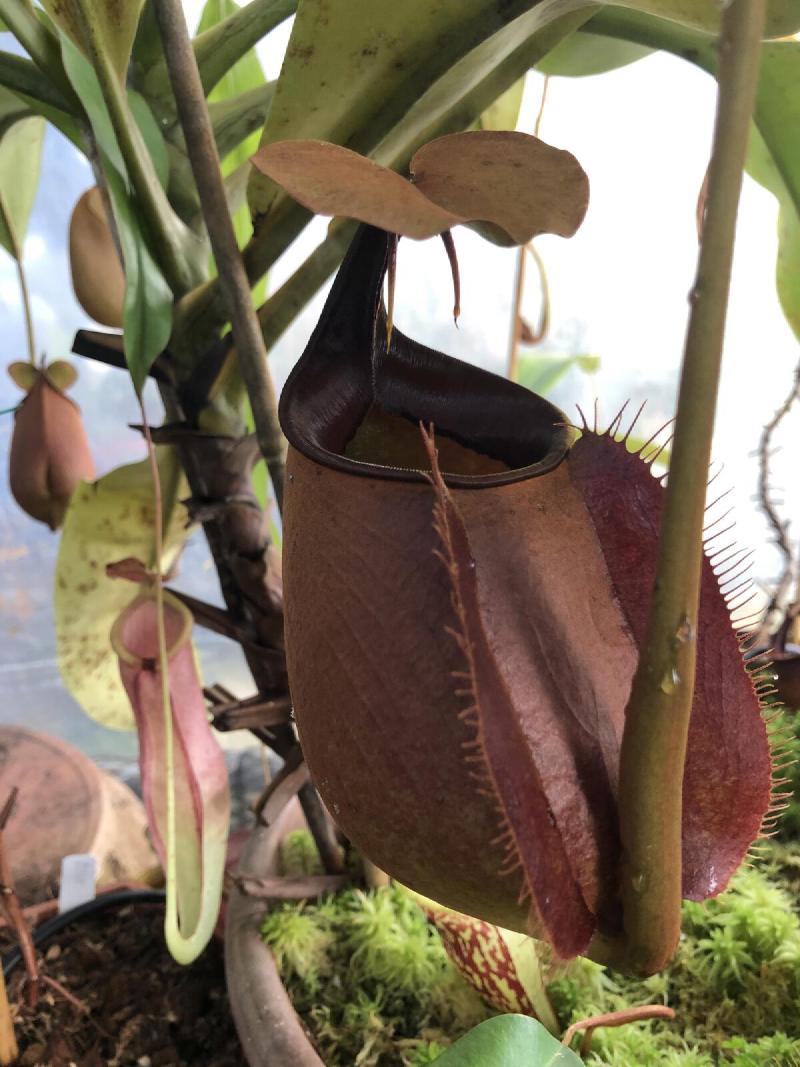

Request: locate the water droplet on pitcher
(631, 871), (647, 893)
(672, 614), (695, 649)
(659, 668), (681, 694)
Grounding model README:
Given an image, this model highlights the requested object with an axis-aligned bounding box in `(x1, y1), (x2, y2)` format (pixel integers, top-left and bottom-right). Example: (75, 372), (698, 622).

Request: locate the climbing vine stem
(606, 0), (767, 976)
(152, 0), (286, 507)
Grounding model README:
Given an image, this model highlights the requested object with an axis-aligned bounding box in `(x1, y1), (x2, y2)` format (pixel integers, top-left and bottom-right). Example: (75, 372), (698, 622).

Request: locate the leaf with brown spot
(410, 131), (589, 244)
(43, 0), (145, 80)
(55, 452), (192, 729)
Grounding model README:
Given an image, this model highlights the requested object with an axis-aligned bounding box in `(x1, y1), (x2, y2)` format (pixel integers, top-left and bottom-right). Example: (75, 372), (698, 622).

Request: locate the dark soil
(6, 904), (242, 1066)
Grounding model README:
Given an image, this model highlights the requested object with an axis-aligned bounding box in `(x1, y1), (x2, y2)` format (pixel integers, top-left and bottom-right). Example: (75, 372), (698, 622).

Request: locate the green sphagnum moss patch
(263, 704), (800, 1067)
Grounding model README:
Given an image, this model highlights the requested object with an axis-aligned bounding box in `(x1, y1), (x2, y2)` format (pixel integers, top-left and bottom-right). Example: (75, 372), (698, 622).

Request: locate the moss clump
(550, 855), (800, 1065)
(770, 708), (800, 841)
(280, 828), (327, 877)
(261, 869), (489, 1066)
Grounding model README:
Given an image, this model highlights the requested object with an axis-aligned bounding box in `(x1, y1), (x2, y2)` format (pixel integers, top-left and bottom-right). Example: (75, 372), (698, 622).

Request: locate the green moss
(721, 1033), (800, 1065)
(551, 856), (800, 1065)
(261, 856), (489, 1066)
(264, 832), (800, 1064)
(767, 707), (800, 841)
(280, 828), (327, 877)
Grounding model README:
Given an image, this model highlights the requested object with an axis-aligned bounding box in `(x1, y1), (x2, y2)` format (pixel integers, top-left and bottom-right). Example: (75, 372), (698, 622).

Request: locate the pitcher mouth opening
(279, 225), (573, 488)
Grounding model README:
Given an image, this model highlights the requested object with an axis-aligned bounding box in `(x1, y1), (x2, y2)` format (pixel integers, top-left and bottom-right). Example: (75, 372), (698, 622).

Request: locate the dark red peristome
(568, 430), (771, 900)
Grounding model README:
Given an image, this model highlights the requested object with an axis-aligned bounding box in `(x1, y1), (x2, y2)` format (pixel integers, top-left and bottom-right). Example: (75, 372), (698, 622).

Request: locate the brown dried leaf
(251, 139), (459, 239)
(410, 131), (589, 243)
(252, 131), (589, 244)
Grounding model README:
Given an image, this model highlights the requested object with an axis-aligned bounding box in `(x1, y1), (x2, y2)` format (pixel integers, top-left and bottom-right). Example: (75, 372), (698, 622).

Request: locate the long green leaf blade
(0, 114), (44, 259)
(58, 31), (173, 391)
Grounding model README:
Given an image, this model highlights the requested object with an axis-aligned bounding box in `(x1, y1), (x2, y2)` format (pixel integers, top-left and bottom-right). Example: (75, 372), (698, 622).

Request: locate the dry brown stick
(560, 1005), (675, 1056)
(755, 358), (800, 640)
(0, 968), (16, 1066)
(40, 974), (90, 1015)
(440, 231), (461, 325)
(0, 788), (39, 1008)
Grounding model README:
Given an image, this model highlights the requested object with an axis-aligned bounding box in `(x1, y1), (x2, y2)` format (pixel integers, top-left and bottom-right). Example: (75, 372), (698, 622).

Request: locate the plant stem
(73, 0), (197, 297)
(152, 0), (286, 508)
(754, 359), (800, 639)
(506, 244), (525, 380)
(0, 194), (37, 363)
(612, 0), (766, 976)
(16, 256), (37, 364)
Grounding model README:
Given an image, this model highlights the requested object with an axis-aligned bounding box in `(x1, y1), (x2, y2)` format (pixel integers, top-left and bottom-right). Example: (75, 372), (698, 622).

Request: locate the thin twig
(534, 75), (550, 138)
(0, 194), (37, 364)
(440, 231), (461, 325)
(0, 789), (39, 1008)
(523, 242), (551, 344)
(152, 0), (286, 510)
(611, 0), (767, 976)
(506, 243), (526, 380)
(40, 974), (90, 1015)
(561, 1006), (675, 1056)
(386, 233), (398, 347)
(756, 359), (800, 635)
(507, 76), (550, 380)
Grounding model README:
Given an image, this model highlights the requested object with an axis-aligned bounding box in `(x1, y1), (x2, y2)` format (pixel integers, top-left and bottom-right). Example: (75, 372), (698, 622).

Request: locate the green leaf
(40, 0), (145, 80)
(432, 1016), (582, 1066)
(55, 451), (192, 731)
(59, 31), (173, 390)
(209, 81), (275, 164)
(478, 77), (526, 131)
(581, 9), (800, 342)
(105, 163), (173, 393)
(144, 0), (294, 99)
(0, 84), (33, 140)
(536, 33), (653, 76)
(0, 49), (78, 120)
(0, 114), (44, 260)
(60, 31), (126, 171)
(516, 351), (600, 395)
(129, 87), (169, 187)
(246, 0), (800, 226)
(194, 0), (292, 96)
